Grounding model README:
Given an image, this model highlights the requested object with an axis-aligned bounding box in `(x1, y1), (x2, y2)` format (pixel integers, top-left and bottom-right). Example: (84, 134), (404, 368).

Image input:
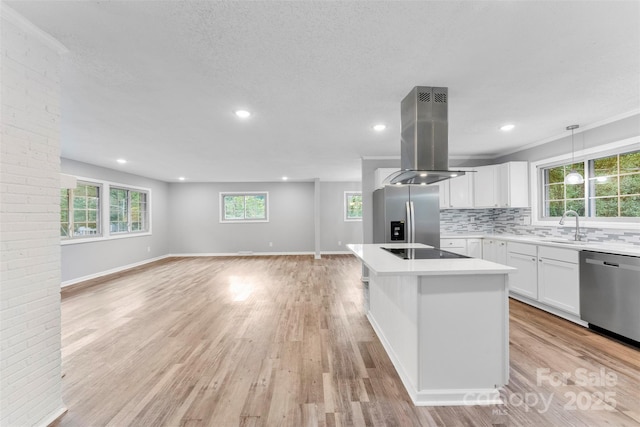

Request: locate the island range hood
(389, 86), (467, 185)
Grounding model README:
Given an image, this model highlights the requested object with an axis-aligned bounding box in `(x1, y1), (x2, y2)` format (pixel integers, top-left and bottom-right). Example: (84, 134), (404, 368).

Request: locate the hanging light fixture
(564, 124), (584, 185)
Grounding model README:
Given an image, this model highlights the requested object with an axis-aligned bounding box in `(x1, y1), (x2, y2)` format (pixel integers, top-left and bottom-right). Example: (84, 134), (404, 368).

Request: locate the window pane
(546, 184), (564, 200)
(566, 199), (585, 216)
(593, 178), (618, 197)
(592, 197), (618, 217)
(565, 183), (584, 199)
(619, 151), (640, 174)
(620, 173), (640, 195)
(224, 195), (245, 220)
(620, 196), (640, 217)
(546, 201), (564, 217)
(567, 162), (584, 176)
(346, 193), (363, 219)
(110, 188), (128, 232)
(547, 167), (564, 184)
(60, 189), (70, 237)
(245, 195), (266, 219)
(129, 191), (147, 232)
(593, 155), (618, 177)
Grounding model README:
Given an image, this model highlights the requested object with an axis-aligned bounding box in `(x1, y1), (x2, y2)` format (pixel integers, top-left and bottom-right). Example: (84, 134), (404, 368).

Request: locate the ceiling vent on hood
(389, 86), (467, 185)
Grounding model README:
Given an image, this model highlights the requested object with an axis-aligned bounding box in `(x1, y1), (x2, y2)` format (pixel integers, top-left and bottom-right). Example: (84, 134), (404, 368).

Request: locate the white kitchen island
(348, 243), (515, 406)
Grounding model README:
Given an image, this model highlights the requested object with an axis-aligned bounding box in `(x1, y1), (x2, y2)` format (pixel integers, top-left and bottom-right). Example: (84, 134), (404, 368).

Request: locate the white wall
(59, 158), (171, 284)
(0, 5), (67, 426)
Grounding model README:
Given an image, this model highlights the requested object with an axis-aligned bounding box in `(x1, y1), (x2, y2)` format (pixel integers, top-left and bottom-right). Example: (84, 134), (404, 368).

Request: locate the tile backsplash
(441, 208), (640, 245)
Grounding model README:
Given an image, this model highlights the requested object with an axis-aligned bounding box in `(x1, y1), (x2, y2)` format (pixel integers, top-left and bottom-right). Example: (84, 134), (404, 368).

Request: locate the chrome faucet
(559, 210), (586, 241)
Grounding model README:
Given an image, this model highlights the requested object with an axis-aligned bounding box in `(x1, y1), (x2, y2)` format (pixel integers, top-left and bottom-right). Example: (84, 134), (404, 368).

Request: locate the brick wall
(0, 5), (67, 426)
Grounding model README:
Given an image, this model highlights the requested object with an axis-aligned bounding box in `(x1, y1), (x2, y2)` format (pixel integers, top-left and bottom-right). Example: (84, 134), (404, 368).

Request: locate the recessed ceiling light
(235, 110), (251, 119)
(178, 177), (185, 181)
(419, 173), (427, 177)
(373, 124), (386, 132)
(117, 159), (127, 164)
(500, 124), (515, 131)
(420, 182), (427, 186)
(282, 176), (288, 181)
(450, 173), (458, 177)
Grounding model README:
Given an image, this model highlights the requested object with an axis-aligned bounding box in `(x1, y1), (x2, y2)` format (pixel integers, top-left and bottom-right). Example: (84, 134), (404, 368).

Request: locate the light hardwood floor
(54, 255), (640, 427)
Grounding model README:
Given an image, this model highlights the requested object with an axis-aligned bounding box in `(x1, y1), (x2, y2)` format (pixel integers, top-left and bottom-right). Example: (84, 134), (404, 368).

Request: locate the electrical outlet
(269, 242), (273, 247)
(147, 246), (151, 252)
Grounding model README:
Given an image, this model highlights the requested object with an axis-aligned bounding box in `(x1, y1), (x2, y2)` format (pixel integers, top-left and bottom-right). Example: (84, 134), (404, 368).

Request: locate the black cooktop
(382, 247), (469, 260)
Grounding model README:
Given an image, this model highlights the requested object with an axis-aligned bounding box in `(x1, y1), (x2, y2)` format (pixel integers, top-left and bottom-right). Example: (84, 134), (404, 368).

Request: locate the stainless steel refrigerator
(372, 185), (440, 247)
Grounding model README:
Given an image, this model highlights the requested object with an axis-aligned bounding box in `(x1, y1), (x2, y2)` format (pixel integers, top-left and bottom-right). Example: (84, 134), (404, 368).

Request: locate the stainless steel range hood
(389, 86), (467, 185)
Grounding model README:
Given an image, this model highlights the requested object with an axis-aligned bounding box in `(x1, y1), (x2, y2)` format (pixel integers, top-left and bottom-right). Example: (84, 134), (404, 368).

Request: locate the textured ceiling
(6, 1), (640, 182)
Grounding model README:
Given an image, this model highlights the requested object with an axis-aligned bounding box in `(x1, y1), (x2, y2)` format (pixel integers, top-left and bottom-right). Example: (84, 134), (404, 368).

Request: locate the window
(344, 191), (363, 221)
(60, 182), (101, 239)
(60, 177), (152, 243)
(110, 187), (149, 233)
(538, 146), (640, 223)
(220, 192), (268, 222)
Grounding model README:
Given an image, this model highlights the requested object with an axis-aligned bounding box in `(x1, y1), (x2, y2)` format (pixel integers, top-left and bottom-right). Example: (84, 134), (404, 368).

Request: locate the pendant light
(564, 124), (584, 185)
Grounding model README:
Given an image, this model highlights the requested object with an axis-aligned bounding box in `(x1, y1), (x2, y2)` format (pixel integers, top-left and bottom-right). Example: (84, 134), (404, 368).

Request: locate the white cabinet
(440, 238), (467, 256)
(506, 242), (538, 299)
(497, 162), (529, 208)
(434, 180), (450, 209)
(473, 165), (499, 208)
(467, 238), (483, 258)
(505, 242), (580, 316)
(537, 246), (580, 315)
(448, 169), (474, 208)
(482, 239), (507, 264)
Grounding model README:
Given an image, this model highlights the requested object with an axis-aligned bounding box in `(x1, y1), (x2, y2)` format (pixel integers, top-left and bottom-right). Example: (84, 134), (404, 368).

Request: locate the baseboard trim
(168, 251), (316, 257)
(61, 255), (172, 288)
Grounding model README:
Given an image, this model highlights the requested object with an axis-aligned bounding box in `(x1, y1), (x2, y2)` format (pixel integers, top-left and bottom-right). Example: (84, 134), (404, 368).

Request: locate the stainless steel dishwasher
(580, 250), (640, 343)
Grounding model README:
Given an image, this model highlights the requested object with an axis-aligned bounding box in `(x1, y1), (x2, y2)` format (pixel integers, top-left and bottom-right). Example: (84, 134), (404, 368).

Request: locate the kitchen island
(348, 243), (515, 406)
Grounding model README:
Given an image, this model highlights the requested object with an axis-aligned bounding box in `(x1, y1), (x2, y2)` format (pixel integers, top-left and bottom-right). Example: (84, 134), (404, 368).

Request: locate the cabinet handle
(532, 258), (536, 261)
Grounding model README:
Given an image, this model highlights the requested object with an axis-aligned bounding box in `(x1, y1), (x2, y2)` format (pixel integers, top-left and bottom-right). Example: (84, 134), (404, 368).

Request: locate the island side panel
(418, 274), (509, 392)
(367, 272), (419, 391)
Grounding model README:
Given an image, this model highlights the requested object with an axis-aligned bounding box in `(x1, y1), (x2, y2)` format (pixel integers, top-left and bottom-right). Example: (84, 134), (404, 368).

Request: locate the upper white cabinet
(473, 162), (529, 209)
(447, 168), (474, 208)
(473, 165), (499, 208)
(497, 161), (529, 208)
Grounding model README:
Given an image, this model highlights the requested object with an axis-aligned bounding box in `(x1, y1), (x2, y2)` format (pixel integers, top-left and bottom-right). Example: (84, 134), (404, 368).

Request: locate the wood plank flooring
(54, 255), (640, 427)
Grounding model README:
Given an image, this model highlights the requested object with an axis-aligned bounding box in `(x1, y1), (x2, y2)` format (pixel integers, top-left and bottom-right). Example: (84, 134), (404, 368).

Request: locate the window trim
(219, 191), (269, 223)
(530, 136), (640, 230)
(344, 191), (363, 222)
(61, 176), (152, 245)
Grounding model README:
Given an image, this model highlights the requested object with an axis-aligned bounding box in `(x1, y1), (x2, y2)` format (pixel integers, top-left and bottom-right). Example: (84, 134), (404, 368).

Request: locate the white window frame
(61, 176), (152, 245)
(344, 191), (363, 222)
(530, 136), (640, 230)
(219, 192), (269, 223)
(109, 186), (150, 235)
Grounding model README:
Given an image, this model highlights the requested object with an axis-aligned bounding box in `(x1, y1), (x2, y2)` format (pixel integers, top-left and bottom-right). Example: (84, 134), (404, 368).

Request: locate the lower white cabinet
(506, 242), (580, 317)
(506, 243), (538, 299)
(537, 246), (580, 315)
(467, 238), (483, 258)
(482, 239), (507, 264)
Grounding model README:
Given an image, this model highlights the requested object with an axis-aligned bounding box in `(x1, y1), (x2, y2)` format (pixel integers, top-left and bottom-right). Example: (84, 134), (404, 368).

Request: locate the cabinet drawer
(441, 238), (467, 249)
(538, 246), (579, 264)
(507, 242), (537, 257)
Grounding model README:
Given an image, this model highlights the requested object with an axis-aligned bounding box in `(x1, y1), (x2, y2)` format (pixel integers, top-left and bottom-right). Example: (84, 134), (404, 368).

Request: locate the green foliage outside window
(542, 149), (640, 219)
(345, 192), (363, 220)
(222, 193), (267, 221)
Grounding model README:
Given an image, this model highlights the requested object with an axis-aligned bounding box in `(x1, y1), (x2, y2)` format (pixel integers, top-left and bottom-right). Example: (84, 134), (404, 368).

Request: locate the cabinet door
(448, 173), (474, 208)
(473, 165), (498, 208)
(498, 162), (529, 208)
(506, 252), (538, 299)
(467, 239), (483, 258)
(495, 240), (508, 264)
(434, 180), (449, 209)
(482, 239), (496, 262)
(538, 258), (580, 315)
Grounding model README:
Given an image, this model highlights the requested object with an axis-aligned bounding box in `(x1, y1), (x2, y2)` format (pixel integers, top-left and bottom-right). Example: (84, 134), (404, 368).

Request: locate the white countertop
(347, 243), (515, 276)
(441, 234), (640, 257)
